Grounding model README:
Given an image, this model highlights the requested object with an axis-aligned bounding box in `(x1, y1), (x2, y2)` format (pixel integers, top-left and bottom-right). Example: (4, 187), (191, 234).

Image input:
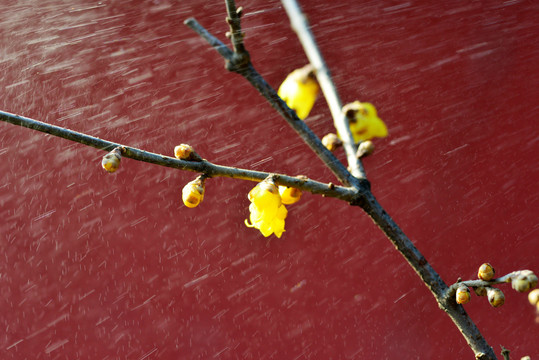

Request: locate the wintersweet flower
(245, 178), (288, 238)
(278, 64), (319, 120)
(342, 101), (388, 143)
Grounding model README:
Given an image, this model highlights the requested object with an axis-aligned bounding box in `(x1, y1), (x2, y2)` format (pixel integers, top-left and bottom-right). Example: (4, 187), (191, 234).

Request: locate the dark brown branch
(0, 110), (356, 201)
(357, 180), (496, 359)
(186, 3), (498, 359)
(184, 17), (365, 191)
(281, 0), (367, 181)
(224, 0), (249, 60)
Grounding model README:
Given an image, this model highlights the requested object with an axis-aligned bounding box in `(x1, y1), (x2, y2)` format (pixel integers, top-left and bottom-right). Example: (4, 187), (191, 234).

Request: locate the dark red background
(1, 1), (537, 359)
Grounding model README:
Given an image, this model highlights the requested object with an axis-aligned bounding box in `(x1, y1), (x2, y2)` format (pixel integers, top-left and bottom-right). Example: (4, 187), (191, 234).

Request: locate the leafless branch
(0, 110), (356, 201)
(185, 1), (498, 358)
(280, 0), (367, 181)
(0, 1), (507, 358)
(184, 16), (364, 190)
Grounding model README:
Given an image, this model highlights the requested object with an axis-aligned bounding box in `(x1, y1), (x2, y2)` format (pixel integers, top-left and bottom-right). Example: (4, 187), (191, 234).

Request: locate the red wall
(1, 1), (538, 358)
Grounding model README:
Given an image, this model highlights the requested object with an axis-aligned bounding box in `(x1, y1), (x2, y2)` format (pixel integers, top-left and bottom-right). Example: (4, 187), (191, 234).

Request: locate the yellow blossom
(342, 101), (388, 143)
(245, 178), (288, 238)
(278, 64), (319, 120)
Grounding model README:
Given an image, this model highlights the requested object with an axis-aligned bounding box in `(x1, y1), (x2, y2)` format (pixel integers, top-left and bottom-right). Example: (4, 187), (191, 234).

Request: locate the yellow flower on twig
(245, 177), (288, 238)
(342, 101), (388, 143)
(278, 64), (319, 120)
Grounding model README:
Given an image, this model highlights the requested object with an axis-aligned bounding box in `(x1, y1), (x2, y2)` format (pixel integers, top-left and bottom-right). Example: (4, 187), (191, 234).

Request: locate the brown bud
(356, 140), (375, 158)
(473, 287), (487, 297)
(174, 144), (202, 162)
(322, 133), (342, 152)
(486, 287), (505, 307)
(511, 271), (538, 293)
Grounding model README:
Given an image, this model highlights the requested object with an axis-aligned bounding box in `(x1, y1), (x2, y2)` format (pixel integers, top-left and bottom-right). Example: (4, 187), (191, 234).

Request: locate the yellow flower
(278, 64), (319, 120)
(245, 178), (288, 238)
(342, 101), (388, 143)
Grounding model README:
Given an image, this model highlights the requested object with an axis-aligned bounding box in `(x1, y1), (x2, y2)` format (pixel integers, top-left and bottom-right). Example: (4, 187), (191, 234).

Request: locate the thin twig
(0, 110), (357, 201)
(0, 3), (501, 358)
(281, 0), (367, 181)
(500, 345), (510, 360)
(224, 0), (249, 57)
(184, 17), (364, 191)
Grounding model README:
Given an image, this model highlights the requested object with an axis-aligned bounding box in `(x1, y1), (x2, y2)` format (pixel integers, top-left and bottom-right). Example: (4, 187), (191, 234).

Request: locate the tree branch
(280, 0), (367, 181)
(358, 192), (496, 359)
(0, 110), (356, 201)
(0, 1), (504, 358)
(224, 0), (249, 57)
(186, 3), (498, 359)
(184, 17), (365, 190)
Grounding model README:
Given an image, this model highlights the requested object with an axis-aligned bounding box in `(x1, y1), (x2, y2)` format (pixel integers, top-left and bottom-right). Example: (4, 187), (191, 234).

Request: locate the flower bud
(511, 271), (538, 293)
(174, 144), (192, 159)
(321, 133), (342, 152)
(473, 287), (487, 297)
(528, 289), (539, 306)
(101, 147), (122, 173)
(486, 287), (505, 307)
(477, 263), (495, 281)
(182, 177), (205, 208)
(174, 144), (202, 161)
(524, 270), (538, 289)
(356, 140), (375, 159)
(456, 285), (471, 304)
(279, 186), (302, 205)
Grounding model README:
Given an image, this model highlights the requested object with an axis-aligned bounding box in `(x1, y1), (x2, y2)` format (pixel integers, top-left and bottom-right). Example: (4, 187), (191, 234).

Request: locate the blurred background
(0, 0), (537, 358)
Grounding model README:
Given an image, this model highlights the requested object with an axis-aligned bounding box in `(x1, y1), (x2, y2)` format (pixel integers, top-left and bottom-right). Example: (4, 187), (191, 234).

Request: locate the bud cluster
(454, 263), (537, 310)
